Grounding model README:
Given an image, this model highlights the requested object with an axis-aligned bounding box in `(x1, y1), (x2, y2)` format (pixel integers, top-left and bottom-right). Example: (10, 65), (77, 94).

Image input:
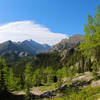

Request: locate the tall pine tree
(80, 5), (100, 72)
(80, 5), (100, 61)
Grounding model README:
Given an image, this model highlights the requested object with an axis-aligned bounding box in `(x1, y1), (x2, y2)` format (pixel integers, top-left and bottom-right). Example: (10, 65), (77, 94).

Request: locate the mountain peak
(4, 40), (13, 44)
(0, 40), (51, 60)
(70, 34), (83, 39)
(50, 34), (84, 52)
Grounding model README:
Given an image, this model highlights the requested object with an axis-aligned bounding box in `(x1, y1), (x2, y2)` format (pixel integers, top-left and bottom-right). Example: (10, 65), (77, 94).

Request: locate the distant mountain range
(0, 40), (51, 62)
(0, 34), (84, 62)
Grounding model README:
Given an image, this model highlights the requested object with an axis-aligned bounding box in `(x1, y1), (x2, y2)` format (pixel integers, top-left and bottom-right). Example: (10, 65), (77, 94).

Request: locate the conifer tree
(80, 5), (100, 61)
(43, 66), (55, 84)
(80, 5), (100, 73)
(24, 64), (33, 89)
(0, 57), (8, 93)
(6, 68), (21, 91)
(24, 64), (33, 100)
(32, 69), (41, 86)
(56, 67), (67, 88)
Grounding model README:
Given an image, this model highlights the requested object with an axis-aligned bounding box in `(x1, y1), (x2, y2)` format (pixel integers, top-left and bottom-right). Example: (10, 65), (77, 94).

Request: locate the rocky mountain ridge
(50, 34), (84, 52)
(0, 40), (51, 61)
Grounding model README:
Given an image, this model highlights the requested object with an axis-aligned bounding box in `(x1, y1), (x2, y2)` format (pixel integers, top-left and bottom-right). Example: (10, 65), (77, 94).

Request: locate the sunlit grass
(38, 83), (56, 91)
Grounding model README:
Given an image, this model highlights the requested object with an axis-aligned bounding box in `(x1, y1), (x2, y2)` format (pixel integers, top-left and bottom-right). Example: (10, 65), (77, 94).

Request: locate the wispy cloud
(0, 21), (68, 45)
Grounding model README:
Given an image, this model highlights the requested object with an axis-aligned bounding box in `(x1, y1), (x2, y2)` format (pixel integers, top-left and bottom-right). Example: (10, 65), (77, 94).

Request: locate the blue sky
(0, 0), (99, 45)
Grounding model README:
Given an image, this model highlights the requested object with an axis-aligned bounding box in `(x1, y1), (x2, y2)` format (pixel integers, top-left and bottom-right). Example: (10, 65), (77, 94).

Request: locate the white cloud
(0, 21), (68, 45)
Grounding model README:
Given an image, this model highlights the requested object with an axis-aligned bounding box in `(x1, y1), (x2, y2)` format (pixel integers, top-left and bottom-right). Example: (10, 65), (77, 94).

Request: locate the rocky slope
(50, 34), (84, 52)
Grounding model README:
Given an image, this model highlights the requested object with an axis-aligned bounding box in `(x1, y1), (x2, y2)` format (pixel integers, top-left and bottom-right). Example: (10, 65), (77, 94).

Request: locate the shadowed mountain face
(0, 40), (51, 61)
(50, 34), (84, 52)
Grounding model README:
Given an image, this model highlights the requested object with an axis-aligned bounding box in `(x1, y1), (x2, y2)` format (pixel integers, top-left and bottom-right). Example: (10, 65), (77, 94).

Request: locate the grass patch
(38, 83), (56, 91)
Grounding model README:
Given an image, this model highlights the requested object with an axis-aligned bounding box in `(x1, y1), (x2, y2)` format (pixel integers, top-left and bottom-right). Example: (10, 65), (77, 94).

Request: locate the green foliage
(66, 66), (77, 78)
(43, 66), (55, 84)
(33, 52), (62, 70)
(92, 61), (100, 80)
(24, 64), (33, 89)
(0, 57), (22, 92)
(79, 5), (100, 75)
(80, 5), (100, 61)
(6, 68), (21, 91)
(32, 69), (42, 86)
(44, 86), (100, 100)
(56, 67), (67, 88)
(0, 57), (8, 92)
